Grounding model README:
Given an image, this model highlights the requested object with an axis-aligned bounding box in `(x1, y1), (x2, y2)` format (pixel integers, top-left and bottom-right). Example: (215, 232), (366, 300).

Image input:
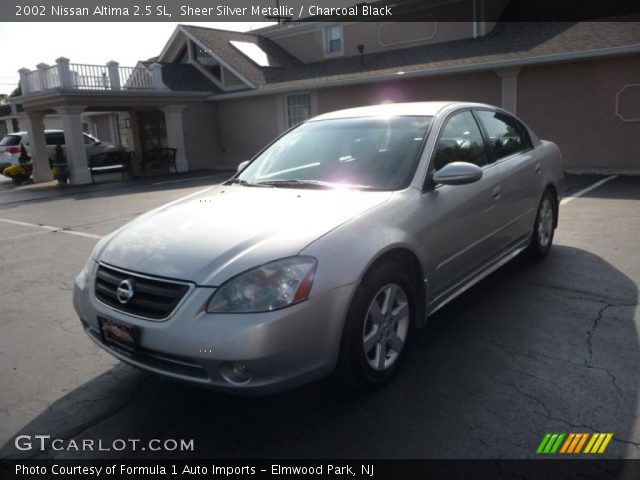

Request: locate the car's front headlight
(206, 256), (317, 313)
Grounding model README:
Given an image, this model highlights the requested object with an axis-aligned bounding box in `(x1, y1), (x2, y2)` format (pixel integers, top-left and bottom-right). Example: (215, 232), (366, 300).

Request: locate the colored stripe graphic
(567, 433), (583, 453)
(550, 433), (565, 453)
(584, 434), (598, 453)
(537, 433), (552, 454)
(585, 433), (614, 454)
(537, 433), (565, 454)
(560, 433), (575, 453)
(574, 433), (589, 453)
(538, 433), (614, 454)
(597, 434), (613, 453)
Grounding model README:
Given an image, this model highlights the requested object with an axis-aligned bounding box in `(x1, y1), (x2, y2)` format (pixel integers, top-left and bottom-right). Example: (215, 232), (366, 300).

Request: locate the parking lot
(0, 172), (638, 459)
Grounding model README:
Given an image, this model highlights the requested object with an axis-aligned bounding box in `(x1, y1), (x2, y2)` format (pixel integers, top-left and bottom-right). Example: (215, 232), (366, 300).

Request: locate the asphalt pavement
(0, 172), (638, 459)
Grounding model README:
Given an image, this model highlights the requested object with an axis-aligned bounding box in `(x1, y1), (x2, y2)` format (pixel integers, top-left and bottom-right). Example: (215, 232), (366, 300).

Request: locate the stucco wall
(204, 55), (640, 172)
(209, 72), (500, 168)
(182, 103), (224, 170)
(518, 54), (640, 170)
(91, 114), (114, 143)
(214, 95), (280, 168)
(273, 21), (475, 64)
(316, 71), (501, 113)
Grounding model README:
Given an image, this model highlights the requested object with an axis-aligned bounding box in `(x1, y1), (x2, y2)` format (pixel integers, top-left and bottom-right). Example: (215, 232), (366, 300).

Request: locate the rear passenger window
(0, 135), (21, 146)
(476, 110), (531, 161)
(433, 110), (487, 171)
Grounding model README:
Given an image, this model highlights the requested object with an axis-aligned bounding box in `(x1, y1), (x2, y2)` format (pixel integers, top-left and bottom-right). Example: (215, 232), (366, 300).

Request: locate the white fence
(20, 60), (156, 94)
(119, 66), (155, 89)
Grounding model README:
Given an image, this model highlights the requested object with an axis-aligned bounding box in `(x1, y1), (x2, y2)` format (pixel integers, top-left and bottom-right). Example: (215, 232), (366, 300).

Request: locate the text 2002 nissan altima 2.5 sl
(74, 102), (563, 393)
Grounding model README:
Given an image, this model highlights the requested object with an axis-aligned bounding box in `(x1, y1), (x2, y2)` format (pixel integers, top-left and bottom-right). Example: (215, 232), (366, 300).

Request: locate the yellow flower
(2, 165), (27, 177)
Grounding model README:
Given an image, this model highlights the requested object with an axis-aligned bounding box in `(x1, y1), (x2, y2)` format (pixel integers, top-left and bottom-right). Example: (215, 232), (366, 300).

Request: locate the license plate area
(98, 316), (137, 356)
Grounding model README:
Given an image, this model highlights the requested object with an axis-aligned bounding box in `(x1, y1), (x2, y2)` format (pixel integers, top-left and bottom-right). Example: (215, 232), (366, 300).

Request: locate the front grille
(95, 264), (191, 320)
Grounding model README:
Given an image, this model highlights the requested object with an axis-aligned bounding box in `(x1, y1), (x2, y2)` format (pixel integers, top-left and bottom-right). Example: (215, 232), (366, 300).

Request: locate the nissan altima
(73, 102), (563, 393)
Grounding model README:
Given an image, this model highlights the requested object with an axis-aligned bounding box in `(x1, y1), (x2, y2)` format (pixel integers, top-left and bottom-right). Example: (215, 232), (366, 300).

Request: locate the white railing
(19, 60), (157, 94)
(26, 70), (41, 92)
(44, 64), (60, 89)
(119, 66), (154, 90)
(70, 63), (111, 90)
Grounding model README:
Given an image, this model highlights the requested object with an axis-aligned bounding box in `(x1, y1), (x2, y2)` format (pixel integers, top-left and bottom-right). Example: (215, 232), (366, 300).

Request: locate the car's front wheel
(525, 189), (557, 260)
(336, 261), (414, 389)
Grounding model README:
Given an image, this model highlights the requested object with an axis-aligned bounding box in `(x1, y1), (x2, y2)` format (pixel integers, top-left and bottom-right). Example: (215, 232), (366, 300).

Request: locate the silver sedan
(73, 102), (563, 393)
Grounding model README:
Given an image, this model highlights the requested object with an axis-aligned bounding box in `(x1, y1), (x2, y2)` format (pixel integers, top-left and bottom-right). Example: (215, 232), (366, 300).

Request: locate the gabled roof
(153, 17), (640, 98)
(179, 25), (302, 87)
(160, 63), (222, 93)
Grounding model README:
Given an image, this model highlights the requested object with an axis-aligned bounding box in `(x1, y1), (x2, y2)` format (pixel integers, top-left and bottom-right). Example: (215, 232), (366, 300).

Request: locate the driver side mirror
(237, 160), (250, 172)
(431, 162), (482, 186)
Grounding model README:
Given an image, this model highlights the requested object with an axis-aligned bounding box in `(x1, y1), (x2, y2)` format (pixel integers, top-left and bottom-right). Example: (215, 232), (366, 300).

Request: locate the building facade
(12, 1), (640, 184)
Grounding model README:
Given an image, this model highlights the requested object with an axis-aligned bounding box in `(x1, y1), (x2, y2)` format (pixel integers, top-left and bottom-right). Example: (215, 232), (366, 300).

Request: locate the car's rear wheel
(525, 189), (557, 260)
(336, 261), (414, 389)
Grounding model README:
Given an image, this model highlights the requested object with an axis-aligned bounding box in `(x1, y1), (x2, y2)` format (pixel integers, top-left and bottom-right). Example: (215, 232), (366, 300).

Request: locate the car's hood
(97, 185), (392, 285)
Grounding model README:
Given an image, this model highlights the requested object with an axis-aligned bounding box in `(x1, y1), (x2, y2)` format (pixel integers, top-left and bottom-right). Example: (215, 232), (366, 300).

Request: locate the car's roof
(310, 101), (496, 121)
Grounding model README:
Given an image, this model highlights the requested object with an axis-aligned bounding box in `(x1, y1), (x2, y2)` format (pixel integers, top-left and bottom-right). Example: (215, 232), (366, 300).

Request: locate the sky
(0, 22), (273, 95)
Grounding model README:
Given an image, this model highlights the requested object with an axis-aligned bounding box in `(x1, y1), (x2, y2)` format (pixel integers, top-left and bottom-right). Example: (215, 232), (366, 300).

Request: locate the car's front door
(418, 110), (509, 305)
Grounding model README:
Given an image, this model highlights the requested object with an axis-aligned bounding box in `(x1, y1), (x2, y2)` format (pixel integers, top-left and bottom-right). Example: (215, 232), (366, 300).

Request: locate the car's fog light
(219, 362), (252, 385)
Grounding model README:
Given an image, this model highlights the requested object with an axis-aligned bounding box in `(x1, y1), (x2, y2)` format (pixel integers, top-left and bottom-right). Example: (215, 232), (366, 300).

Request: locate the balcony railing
(70, 64), (111, 90)
(119, 66), (155, 89)
(19, 58), (157, 94)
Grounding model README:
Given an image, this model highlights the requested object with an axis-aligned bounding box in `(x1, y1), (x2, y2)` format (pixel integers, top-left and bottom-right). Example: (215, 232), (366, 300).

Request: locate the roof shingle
(165, 18), (640, 95)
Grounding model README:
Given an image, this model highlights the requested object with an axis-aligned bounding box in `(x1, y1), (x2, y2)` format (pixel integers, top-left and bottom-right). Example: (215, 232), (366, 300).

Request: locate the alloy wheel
(362, 283), (410, 371)
(537, 197), (554, 248)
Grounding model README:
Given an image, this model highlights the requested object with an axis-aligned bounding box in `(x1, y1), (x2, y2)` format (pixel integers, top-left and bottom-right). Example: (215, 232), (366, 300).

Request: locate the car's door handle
(492, 185), (502, 199)
(535, 163), (542, 174)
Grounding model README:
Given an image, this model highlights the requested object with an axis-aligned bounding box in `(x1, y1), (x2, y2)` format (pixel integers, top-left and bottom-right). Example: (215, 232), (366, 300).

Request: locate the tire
(525, 189), (557, 260)
(336, 261), (415, 389)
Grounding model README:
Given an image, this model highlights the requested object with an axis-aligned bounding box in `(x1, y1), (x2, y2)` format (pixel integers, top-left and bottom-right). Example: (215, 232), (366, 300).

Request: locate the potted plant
(51, 143), (69, 184)
(18, 143), (31, 165)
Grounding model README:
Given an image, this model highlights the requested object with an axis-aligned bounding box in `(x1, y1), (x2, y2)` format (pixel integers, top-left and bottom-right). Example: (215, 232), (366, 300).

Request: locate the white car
(0, 129), (122, 166)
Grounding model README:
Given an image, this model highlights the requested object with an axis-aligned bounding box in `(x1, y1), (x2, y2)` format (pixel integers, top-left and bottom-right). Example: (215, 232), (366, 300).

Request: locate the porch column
(495, 68), (521, 114)
(161, 105), (188, 172)
(18, 68), (32, 94)
(128, 112), (143, 153)
(20, 111), (52, 183)
(55, 106), (92, 185)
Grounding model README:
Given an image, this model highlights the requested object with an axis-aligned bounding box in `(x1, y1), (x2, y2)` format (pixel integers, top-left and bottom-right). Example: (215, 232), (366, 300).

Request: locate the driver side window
(433, 111), (487, 171)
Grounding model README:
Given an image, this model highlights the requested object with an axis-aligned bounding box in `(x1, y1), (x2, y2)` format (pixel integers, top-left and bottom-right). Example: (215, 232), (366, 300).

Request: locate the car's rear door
(474, 109), (541, 249)
(419, 109), (508, 303)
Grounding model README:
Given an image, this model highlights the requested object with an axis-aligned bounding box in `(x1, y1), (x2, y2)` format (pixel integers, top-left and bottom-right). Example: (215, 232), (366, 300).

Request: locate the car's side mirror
(431, 162), (483, 186)
(237, 160), (250, 172)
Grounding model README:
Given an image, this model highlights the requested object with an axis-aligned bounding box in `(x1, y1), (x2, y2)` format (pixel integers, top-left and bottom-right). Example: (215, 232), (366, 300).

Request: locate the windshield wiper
(224, 178), (273, 187)
(255, 179), (374, 190)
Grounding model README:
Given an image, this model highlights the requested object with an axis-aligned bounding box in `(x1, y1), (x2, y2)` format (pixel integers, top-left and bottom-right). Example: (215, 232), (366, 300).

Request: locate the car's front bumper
(73, 262), (357, 394)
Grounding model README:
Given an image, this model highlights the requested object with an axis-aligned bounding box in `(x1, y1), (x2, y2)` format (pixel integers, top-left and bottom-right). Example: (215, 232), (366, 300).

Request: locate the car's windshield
(237, 116), (432, 190)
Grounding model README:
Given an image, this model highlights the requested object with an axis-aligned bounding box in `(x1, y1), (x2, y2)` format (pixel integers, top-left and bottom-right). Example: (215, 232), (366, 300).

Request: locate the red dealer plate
(99, 316), (137, 356)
